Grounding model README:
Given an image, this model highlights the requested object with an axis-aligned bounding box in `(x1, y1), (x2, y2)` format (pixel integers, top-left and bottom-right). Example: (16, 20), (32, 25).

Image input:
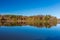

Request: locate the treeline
(0, 15), (57, 28)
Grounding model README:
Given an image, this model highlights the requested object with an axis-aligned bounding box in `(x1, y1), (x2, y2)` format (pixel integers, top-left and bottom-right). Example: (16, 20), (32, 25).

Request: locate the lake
(0, 24), (60, 40)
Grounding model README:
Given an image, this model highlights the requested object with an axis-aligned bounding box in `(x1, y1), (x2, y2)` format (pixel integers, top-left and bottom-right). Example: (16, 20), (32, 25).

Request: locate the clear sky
(0, 0), (60, 18)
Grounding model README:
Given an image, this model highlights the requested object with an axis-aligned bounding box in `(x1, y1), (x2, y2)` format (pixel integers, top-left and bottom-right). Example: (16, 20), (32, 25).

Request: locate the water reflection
(0, 21), (57, 28)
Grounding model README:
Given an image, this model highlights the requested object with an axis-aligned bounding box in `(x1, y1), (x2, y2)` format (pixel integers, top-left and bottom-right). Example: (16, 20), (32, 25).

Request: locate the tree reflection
(0, 21), (57, 28)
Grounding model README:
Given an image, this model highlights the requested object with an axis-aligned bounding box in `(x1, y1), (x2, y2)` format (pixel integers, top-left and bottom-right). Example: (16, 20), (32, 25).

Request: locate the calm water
(0, 24), (60, 40)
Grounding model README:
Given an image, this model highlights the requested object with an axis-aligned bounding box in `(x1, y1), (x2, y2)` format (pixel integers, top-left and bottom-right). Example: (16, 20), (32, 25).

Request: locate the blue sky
(0, 0), (60, 18)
